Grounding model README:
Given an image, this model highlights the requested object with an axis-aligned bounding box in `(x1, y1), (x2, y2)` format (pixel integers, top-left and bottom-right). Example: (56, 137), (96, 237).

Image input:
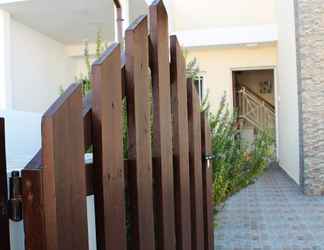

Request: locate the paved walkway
(215, 166), (324, 250)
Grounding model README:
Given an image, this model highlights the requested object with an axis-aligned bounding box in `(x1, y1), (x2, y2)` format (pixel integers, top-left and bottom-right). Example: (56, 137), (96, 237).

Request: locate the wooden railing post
(187, 79), (205, 250)
(201, 112), (214, 250)
(125, 15), (155, 250)
(92, 43), (127, 250)
(0, 118), (10, 250)
(149, 1), (176, 250)
(170, 35), (192, 250)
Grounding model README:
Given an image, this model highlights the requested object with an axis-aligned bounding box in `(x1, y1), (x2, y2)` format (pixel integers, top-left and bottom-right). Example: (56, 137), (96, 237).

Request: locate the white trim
(173, 25), (278, 48)
(0, 0), (28, 4)
(0, 9), (12, 110)
(232, 65), (279, 161)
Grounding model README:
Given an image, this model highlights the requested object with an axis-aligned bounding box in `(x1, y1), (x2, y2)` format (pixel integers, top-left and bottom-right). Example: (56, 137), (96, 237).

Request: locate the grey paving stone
(214, 167), (324, 250)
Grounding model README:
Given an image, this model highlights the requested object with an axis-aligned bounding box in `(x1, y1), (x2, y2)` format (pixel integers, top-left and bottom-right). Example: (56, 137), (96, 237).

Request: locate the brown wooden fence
(0, 118), (10, 250)
(0, 1), (214, 250)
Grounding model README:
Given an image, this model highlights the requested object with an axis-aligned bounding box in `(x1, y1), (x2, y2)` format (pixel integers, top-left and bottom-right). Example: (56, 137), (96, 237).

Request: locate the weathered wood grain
(22, 161), (45, 250)
(41, 84), (89, 250)
(187, 79), (205, 250)
(0, 118), (10, 250)
(92, 43), (127, 250)
(170, 35), (192, 250)
(149, 1), (176, 250)
(125, 15), (155, 250)
(201, 112), (214, 250)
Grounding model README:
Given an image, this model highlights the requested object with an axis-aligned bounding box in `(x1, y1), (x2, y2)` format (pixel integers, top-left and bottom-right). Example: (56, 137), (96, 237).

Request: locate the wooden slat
(125, 15), (155, 250)
(187, 79), (205, 250)
(0, 118), (10, 250)
(91, 43), (127, 250)
(201, 112), (214, 250)
(23, 90), (93, 246)
(22, 165), (45, 250)
(149, 2), (176, 250)
(170, 35), (192, 250)
(41, 84), (89, 250)
(83, 92), (93, 150)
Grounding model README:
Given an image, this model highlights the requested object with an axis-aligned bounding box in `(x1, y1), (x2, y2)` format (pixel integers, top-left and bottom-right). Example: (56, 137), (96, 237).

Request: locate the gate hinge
(9, 171), (23, 222)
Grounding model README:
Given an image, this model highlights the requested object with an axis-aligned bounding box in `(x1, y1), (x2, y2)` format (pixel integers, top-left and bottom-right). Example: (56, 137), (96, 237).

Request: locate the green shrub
(209, 95), (275, 207)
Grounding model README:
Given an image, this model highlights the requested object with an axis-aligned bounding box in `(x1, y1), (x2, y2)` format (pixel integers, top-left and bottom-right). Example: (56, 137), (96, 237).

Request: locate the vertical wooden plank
(41, 84), (89, 250)
(187, 79), (205, 250)
(0, 118), (10, 250)
(170, 35), (192, 250)
(22, 151), (46, 250)
(149, 1), (176, 250)
(201, 112), (214, 250)
(125, 15), (155, 250)
(91, 43), (127, 250)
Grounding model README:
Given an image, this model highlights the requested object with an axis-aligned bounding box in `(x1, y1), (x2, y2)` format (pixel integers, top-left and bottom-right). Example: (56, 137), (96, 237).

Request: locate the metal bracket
(9, 171), (23, 222)
(204, 154), (216, 169)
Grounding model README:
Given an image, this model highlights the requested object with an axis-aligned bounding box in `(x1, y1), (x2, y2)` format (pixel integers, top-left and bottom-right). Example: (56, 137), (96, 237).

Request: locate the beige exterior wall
(186, 44), (277, 113)
(165, 0), (276, 32)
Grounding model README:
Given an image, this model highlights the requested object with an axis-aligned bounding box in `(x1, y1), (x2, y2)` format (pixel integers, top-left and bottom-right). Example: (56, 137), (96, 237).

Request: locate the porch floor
(215, 166), (324, 250)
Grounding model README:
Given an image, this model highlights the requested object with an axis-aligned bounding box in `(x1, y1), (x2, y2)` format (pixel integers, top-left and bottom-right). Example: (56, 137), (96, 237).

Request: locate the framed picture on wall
(259, 80), (272, 94)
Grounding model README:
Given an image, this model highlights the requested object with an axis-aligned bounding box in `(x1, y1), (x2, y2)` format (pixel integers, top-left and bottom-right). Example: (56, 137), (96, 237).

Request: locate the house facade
(163, 0), (324, 195)
(0, 0), (147, 112)
(1, 0), (324, 195)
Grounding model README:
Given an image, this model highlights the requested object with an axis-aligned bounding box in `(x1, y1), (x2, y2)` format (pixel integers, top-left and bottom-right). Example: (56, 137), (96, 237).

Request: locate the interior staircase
(238, 86), (275, 130)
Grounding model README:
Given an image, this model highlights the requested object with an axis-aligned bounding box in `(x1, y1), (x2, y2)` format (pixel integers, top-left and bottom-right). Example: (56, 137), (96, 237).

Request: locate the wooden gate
(0, 1), (214, 250)
(0, 118), (10, 250)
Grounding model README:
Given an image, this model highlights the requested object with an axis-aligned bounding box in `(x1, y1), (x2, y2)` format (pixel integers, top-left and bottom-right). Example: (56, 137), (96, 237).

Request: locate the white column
(0, 10), (12, 110)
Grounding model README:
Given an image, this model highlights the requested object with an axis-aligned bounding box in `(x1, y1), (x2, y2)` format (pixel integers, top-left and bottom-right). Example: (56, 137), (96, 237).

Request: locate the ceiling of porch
(0, 0), (116, 44)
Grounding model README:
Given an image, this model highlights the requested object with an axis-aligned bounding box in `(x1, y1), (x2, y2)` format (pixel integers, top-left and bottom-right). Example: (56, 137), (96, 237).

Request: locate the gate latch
(9, 171), (23, 222)
(204, 154), (216, 169)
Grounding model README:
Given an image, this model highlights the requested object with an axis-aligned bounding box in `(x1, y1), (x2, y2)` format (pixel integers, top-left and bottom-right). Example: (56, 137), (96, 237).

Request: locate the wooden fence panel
(125, 15), (155, 250)
(20, 2), (215, 250)
(170, 35), (192, 250)
(41, 84), (89, 250)
(0, 118), (10, 250)
(92, 43), (127, 250)
(201, 112), (214, 250)
(149, 1), (176, 250)
(187, 79), (205, 250)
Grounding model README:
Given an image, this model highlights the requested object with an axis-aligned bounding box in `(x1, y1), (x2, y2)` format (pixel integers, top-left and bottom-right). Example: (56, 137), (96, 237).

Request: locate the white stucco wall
(276, 0), (300, 184)
(0, 10), (12, 110)
(165, 0), (276, 32)
(10, 19), (75, 113)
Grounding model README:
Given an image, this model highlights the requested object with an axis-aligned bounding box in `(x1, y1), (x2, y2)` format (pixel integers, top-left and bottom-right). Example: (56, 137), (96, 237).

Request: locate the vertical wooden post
(22, 153), (45, 250)
(149, 1), (176, 250)
(0, 118), (10, 250)
(170, 35), (192, 250)
(201, 112), (214, 250)
(92, 43), (127, 250)
(41, 84), (89, 250)
(125, 15), (155, 250)
(187, 79), (205, 250)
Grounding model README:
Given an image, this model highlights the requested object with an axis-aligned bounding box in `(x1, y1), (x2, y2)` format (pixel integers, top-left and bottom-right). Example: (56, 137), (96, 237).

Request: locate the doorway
(232, 68), (278, 157)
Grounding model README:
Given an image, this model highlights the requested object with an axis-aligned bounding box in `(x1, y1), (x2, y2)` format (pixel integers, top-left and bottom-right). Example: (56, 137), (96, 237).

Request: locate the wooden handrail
(239, 84), (275, 111)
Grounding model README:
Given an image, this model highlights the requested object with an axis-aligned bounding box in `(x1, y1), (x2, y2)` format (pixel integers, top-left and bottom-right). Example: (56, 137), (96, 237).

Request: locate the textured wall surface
(295, 0), (324, 195)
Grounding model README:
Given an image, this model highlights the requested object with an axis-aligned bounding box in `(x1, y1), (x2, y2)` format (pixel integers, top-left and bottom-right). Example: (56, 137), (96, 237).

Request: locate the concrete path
(215, 166), (324, 250)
